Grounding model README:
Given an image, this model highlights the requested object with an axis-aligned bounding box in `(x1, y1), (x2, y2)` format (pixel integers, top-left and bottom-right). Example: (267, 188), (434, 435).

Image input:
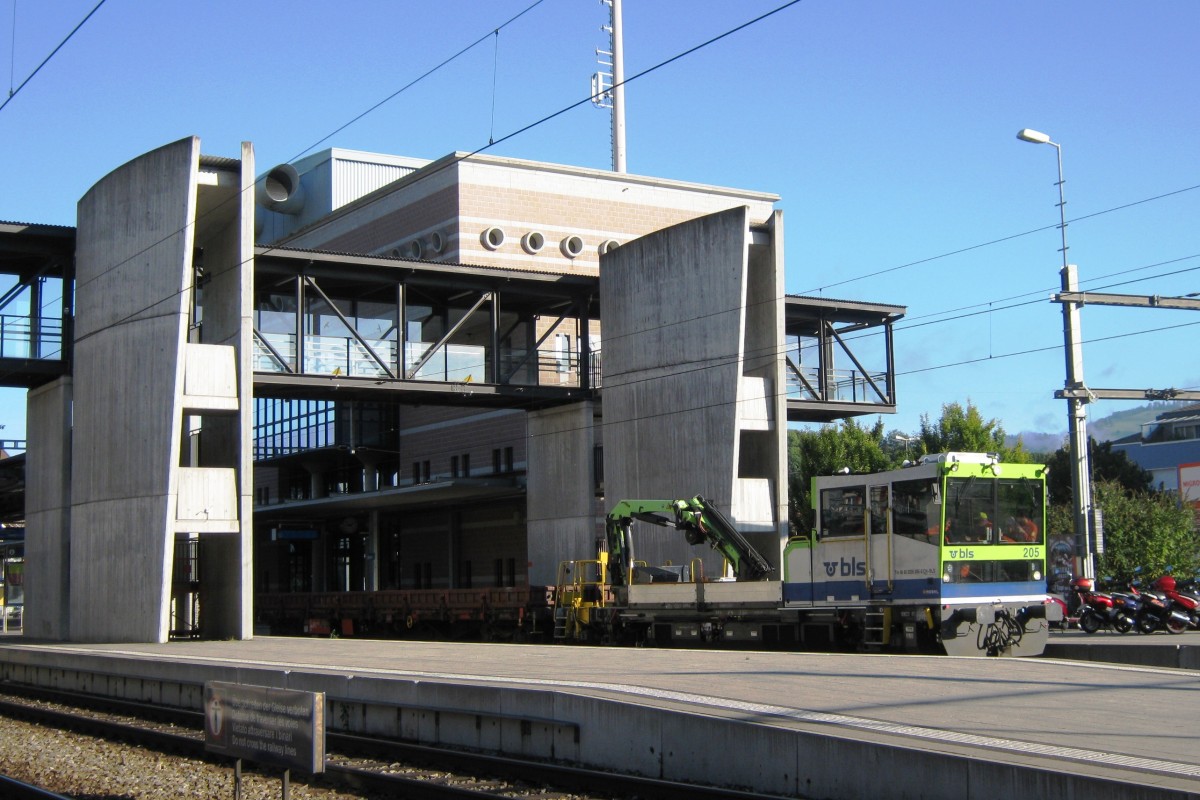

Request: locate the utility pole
(1017, 129), (1094, 580)
(592, 0), (627, 172)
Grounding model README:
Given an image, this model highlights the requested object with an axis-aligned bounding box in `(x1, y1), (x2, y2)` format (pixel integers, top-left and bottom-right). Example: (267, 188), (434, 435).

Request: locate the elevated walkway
(0, 636), (1196, 799)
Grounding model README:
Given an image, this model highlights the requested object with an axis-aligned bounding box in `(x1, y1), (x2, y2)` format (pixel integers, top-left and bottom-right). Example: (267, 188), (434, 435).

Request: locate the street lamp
(1017, 127), (1095, 580)
(894, 434), (917, 458)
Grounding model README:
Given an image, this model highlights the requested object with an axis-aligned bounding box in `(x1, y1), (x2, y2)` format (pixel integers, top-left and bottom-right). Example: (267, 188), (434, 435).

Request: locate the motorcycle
(1070, 577), (1135, 634)
(1135, 579), (1191, 635)
(1151, 571), (1200, 630)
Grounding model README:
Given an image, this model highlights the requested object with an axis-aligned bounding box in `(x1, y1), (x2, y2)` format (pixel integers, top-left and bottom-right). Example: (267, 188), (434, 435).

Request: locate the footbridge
(1, 225), (902, 420)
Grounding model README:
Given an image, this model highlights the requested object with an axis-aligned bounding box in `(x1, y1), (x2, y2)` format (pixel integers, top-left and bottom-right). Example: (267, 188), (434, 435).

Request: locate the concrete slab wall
(70, 137), (201, 642)
(526, 401), (598, 586)
(600, 207), (766, 573)
(738, 211), (789, 561)
(23, 378), (73, 639)
(188, 141), (255, 639)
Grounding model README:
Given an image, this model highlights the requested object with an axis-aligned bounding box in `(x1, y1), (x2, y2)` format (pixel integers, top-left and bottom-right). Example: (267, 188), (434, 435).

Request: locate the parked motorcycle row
(1058, 570), (1200, 635)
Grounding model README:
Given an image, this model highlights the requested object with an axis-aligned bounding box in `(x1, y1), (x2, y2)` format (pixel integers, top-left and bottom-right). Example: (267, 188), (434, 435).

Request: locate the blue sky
(1, 0), (1197, 444)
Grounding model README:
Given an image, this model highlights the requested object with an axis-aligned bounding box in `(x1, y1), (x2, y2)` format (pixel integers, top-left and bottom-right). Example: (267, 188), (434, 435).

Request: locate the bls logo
(823, 557), (867, 578)
(948, 548), (975, 559)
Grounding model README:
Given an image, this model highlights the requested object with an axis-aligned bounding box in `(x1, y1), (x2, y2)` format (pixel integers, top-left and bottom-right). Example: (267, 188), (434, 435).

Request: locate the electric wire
(285, 0), (548, 164)
(7, 0), (15, 96)
(63, 0), (811, 341)
(0, 0), (106, 113)
(798, 183), (1200, 295)
(2, 0), (1196, 442)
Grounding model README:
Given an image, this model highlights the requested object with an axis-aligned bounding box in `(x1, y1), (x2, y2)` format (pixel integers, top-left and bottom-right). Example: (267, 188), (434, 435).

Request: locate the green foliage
(1046, 501), (1072, 540)
(1094, 481), (1199, 581)
(916, 400), (1033, 463)
(1044, 439), (1151, 507)
(787, 418), (890, 534)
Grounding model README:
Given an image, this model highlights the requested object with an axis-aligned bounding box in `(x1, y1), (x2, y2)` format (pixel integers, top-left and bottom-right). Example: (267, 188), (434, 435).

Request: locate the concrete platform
(1, 635), (1198, 800)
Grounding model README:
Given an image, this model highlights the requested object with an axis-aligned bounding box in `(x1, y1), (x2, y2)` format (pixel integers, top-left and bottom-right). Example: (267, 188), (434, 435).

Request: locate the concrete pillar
(526, 401), (597, 587)
(366, 511), (380, 591)
(23, 377), (73, 640)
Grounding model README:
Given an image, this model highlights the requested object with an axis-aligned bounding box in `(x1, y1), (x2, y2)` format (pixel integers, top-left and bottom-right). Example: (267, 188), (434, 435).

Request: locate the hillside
(1009, 401), (1189, 455)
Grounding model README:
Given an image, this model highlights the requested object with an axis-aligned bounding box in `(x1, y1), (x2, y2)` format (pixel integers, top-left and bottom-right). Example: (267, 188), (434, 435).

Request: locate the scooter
(1070, 577), (1135, 634)
(1135, 579), (1191, 635)
(1151, 572), (1200, 630)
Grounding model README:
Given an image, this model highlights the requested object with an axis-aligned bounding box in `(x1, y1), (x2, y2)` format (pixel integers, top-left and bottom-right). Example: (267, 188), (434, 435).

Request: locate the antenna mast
(591, 0), (627, 172)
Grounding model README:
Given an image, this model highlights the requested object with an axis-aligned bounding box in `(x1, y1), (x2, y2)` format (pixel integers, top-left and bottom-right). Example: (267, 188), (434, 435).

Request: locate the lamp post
(894, 434), (917, 458)
(1017, 128), (1095, 580)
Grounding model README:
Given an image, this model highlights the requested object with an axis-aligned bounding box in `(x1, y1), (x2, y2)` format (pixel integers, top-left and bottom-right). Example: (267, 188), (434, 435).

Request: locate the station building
(7, 137), (902, 643)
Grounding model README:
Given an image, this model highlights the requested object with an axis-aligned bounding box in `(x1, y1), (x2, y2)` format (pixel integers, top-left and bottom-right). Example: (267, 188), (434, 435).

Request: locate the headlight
(1033, 567), (1042, 581)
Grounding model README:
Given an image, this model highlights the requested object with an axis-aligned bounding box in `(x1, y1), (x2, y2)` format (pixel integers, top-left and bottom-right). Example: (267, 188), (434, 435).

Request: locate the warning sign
(203, 682), (324, 773)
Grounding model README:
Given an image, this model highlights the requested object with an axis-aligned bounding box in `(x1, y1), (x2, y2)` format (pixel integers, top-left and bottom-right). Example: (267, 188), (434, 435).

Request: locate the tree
(1044, 439), (1151, 507)
(787, 418), (890, 535)
(1091, 481), (1198, 581)
(917, 400), (1032, 463)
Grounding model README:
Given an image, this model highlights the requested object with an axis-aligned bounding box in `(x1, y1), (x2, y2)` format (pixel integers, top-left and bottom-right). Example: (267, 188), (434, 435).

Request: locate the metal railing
(253, 333), (604, 389)
(787, 365), (892, 405)
(0, 314), (63, 360)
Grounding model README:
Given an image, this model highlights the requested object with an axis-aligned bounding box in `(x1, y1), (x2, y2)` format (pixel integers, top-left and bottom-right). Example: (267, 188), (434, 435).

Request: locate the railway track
(0, 683), (786, 800)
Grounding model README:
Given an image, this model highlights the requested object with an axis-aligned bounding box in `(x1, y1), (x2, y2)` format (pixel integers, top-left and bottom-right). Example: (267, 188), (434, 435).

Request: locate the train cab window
(997, 479), (1044, 544)
(820, 486), (866, 538)
(891, 478), (939, 541)
(945, 477), (996, 544)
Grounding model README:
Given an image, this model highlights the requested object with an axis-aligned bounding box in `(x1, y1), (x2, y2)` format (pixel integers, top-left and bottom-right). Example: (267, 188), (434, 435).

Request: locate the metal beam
(405, 292), (492, 379)
(1055, 387), (1200, 402)
(1055, 291), (1200, 310)
(252, 328), (295, 373)
(826, 323), (889, 404)
(501, 308), (570, 384)
(304, 276), (396, 379)
(785, 355), (819, 400)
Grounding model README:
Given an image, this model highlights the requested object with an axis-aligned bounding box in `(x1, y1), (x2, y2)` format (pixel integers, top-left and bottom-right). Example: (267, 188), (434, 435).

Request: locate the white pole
(611, 0), (627, 173)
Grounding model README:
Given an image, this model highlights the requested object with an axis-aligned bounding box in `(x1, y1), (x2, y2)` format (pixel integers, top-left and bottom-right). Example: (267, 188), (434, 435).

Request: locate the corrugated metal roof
(785, 292), (906, 311)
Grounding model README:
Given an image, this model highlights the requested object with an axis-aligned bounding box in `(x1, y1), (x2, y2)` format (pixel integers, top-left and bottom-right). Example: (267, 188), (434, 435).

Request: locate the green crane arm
(605, 496), (771, 587)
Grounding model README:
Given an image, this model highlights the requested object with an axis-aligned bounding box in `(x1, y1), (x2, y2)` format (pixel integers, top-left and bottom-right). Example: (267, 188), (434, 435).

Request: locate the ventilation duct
(560, 235), (584, 259)
(481, 227), (506, 250)
(428, 231), (446, 254)
(408, 239), (423, 259)
(599, 239), (621, 255)
(256, 163), (306, 215)
(522, 231), (546, 254)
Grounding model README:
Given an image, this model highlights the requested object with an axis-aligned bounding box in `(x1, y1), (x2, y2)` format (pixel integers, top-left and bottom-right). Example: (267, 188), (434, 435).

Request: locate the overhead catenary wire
(2, 0), (1196, 423)
(0, 0), (106, 113)
(798, 183), (1200, 296)
(62, 0), (813, 338)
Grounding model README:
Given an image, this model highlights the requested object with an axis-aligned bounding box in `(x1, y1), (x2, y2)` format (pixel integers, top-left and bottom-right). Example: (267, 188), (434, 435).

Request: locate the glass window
(892, 477), (940, 541)
(997, 478), (1044, 544)
(945, 477), (996, 544)
(869, 486), (889, 535)
(820, 486), (866, 538)
(943, 559), (1040, 584)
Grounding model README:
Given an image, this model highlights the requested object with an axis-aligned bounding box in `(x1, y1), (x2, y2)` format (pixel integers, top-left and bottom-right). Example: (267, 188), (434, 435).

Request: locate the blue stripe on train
(783, 579), (1044, 604)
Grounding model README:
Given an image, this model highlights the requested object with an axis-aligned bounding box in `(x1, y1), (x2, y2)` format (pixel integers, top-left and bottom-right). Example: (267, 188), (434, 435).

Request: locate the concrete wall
(526, 402), (598, 586)
(57, 136), (254, 642)
(23, 378), (73, 639)
(70, 138), (201, 642)
(189, 142), (256, 639)
(600, 207), (786, 574)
